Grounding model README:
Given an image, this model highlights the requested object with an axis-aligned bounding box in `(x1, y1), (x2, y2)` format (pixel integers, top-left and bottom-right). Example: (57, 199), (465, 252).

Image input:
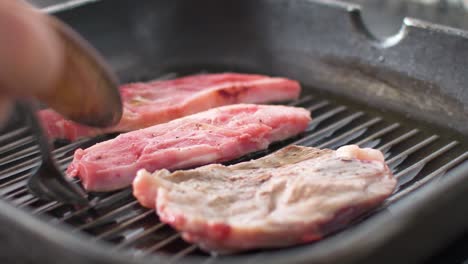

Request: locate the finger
(0, 1), (64, 97)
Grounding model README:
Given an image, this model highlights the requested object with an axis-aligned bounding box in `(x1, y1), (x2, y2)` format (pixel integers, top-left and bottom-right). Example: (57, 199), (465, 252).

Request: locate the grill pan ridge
(1, 0), (468, 264)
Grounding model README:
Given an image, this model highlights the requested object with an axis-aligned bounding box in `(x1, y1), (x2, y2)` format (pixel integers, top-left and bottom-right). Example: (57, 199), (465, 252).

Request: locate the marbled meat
(133, 145), (396, 253)
(67, 104), (311, 191)
(39, 73), (301, 141)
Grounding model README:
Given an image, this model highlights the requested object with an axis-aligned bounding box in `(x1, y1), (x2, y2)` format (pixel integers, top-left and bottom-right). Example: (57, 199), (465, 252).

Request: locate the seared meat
(68, 104), (310, 191)
(39, 73), (301, 141)
(133, 145), (396, 253)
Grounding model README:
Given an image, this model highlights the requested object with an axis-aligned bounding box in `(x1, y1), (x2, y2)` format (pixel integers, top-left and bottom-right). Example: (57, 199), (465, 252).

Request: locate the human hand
(0, 1), (64, 122)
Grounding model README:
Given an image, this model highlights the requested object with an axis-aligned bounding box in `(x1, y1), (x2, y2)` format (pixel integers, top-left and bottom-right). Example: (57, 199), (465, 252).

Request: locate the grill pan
(1, 0), (468, 263)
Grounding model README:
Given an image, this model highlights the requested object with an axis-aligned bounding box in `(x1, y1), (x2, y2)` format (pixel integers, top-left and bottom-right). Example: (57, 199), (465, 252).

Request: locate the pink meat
(67, 104), (311, 191)
(134, 145), (396, 253)
(39, 73), (301, 141)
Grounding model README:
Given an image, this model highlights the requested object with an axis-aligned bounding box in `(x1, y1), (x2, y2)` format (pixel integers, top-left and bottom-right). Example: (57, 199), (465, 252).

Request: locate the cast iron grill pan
(1, 0), (468, 263)
(0, 71), (466, 264)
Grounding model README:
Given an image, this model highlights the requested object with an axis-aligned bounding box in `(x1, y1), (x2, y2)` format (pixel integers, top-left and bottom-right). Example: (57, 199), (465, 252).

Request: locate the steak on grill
(133, 145), (396, 253)
(39, 73), (301, 141)
(68, 104), (311, 191)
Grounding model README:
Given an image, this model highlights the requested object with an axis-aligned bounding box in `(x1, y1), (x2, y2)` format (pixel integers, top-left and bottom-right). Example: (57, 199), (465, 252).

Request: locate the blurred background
(353, 0), (468, 37)
(29, 0), (468, 37)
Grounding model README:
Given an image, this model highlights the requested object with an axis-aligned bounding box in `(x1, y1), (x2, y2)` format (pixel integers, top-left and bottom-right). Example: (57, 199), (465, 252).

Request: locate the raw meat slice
(39, 73), (301, 141)
(67, 104), (311, 191)
(133, 145), (396, 253)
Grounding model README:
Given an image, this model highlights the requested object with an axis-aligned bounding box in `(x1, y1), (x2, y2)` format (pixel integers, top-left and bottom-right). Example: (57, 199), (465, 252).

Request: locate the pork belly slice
(67, 104), (311, 192)
(39, 73), (301, 141)
(133, 145), (396, 253)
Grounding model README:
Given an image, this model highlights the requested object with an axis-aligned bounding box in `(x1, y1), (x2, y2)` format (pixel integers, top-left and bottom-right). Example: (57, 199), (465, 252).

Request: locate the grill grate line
(19, 197), (45, 208)
(0, 137), (87, 167)
(5, 158), (74, 206)
(317, 117), (382, 149)
(16, 195), (36, 208)
(0, 136), (34, 155)
(306, 100), (329, 112)
(354, 152), (468, 228)
(0, 145), (38, 167)
(0, 156), (73, 195)
(18, 192), (39, 208)
(0, 138), (82, 174)
(377, 129), (419, 152)
(287, 95), (314, 106)
(294, 112), (363, 146)
(0, 158), (40, 180)
(386, 135), (439, 165)
(147, 233), (182, 253)
(394, 141), (459, 179)
(306, 106), (347, 131)
(0, 179), (29, 196)
(59, 189), (133, 222)
(33, 201), (61, 215)
(0, 127), (28, 143)
(0, 138), (103, 192)
(94, 209), (154, 240)
(0, 155), (72, 183)
(385, 152), (468, 205)
(4, 187), (28, 200)
(354, 123), (400, 146)
(115, 222), (167, 249)
(75, 200), (140, 231)
(0, 176), (28, 191)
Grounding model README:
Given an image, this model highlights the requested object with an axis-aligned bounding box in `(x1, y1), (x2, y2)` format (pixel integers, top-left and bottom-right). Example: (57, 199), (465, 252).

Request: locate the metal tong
(19, 101), (89, 205)
(21, 16), (122, 205)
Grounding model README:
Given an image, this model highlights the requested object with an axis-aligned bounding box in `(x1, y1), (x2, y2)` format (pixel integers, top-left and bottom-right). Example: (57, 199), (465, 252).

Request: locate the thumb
(0, 1), (64, 98)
